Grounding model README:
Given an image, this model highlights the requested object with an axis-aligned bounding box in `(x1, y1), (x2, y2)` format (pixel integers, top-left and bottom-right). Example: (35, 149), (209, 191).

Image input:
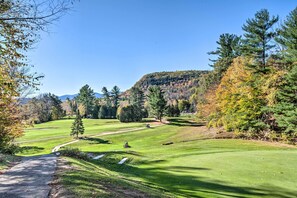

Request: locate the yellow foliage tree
(0, 66), (23, 152)
(209, 57), (266, 132)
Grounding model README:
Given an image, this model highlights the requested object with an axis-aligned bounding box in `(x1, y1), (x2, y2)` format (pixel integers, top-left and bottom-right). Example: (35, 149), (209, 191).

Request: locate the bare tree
(0, 0), (75, 29)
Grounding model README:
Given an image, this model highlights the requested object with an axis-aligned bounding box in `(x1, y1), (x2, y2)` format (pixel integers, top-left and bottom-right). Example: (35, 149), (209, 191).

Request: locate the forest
(191, 8), (297, 142)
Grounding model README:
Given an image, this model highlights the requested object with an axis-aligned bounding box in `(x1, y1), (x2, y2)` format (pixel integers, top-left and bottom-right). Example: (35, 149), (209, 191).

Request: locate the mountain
(123, 70), (209, 101)
(59, 92), (103, 101)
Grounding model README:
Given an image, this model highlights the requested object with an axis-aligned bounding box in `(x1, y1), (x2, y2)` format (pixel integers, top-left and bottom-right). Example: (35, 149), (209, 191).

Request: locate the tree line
(192, 8), (297, 142)
(65, 84), (181, 123)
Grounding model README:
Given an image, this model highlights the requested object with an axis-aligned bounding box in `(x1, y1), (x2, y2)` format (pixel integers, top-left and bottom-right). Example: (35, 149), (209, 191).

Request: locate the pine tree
(98, 105), (108, 119)
(129, 87), (145, 109)
(76, 84), (95, 117)
(208, 33), (241, 78)
(273, 65), (297, 134)
(102, 87), (111, 107)
(242, 9), (278, 71)
(147, 86), (167, 121)
(70, 110), (85, 138)
(111, 86), (120, 107)
(276, 7), (297, 67)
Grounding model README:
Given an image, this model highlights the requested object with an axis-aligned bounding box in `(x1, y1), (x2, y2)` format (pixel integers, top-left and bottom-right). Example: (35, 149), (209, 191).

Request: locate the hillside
(124, 70), (209, 101)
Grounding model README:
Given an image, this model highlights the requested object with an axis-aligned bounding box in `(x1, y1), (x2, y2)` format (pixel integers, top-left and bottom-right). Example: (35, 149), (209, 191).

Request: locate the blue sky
(28, 0), (297, 96)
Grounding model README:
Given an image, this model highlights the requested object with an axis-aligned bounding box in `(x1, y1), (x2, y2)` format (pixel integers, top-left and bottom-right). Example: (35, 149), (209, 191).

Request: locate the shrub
(118, 105), (143, 122)
(59, 147), (89, 160)
(0, 143), (20, 155)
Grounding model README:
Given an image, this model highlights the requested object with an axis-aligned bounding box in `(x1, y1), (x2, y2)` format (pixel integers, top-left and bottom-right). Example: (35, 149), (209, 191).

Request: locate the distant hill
(59, 92), (103, 101)
(123, 70), (209, 101)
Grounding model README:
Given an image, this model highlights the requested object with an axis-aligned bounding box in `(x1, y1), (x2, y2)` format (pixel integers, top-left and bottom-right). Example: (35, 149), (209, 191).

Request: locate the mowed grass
(60, 118), (297, 198)
(17, 119), (147, 156)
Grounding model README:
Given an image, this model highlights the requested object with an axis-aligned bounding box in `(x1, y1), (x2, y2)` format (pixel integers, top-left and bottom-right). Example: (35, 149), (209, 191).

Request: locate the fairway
(17, 119), (147, 156)
(19, 118), (297, 197)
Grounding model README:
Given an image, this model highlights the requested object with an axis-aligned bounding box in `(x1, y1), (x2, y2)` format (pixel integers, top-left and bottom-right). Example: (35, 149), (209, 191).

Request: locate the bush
(118, 105), (143, 122)
(0, 143), (20, 155)
(59, 147), (89, 160)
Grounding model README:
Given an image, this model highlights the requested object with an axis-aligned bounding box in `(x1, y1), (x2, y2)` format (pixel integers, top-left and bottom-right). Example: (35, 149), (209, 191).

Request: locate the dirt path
(51, 125), (164, 153)
(0, 154), (57, 198)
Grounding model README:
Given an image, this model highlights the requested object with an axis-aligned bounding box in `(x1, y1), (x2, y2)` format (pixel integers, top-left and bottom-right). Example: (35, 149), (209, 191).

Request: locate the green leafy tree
(273, 65), (297, 135)
(118, 105), (143, 122)
(242, 9), (279, 70)
(178, 100), (191, 113)
(70, 110), (85, 138)
(147, 86), (167, 121)
(276, 7), (297, 67)
(76, 84), (95, 117)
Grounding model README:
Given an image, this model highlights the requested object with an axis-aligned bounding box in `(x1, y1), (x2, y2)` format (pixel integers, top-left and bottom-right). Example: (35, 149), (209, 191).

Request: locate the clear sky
(28, 0), (297, 96)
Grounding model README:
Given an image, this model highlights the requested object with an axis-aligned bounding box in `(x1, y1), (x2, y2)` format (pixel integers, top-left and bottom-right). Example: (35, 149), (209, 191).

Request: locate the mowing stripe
(51, 124), (164, 153)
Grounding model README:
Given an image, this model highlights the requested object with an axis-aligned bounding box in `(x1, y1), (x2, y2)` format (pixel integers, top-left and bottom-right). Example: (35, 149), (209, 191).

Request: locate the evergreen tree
(111, 86), (120, 107)
(166, 104), (180, 117)
(92, 105), (100, 119)
(102, 87), (111, 106)
(49, 93), (64, 120)
(208, 33), (242, 77)
(76, 84), (95, 117)
(70, 110), (85, 138)
(98, 105), (108, 119)
(147, 86), (167, 121)
(129, 87), (145, 108)
(242, 9), (278, 71)
(276, 7), (297, 67)
(273, 65), (297, 134)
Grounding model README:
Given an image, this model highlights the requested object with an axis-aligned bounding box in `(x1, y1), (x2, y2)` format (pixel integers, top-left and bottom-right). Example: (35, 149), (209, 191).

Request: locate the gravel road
(0, 155), (57, 198)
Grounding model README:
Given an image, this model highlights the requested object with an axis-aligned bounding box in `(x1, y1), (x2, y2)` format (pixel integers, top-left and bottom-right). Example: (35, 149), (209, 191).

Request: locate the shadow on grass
(25, 127), (59, 130)
(83, 137), (111, 144)
(91, 150), (143, 157)
(18, 146), (44, 154)
(85, 158), (296, 198)
(167, 118), (205, 127)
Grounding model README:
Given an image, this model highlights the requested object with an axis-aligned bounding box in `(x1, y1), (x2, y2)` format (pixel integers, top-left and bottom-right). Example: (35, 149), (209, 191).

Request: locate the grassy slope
(59, 118), (297, 198)
(17, 119), (146, 156)
(17, 118), (297, 197)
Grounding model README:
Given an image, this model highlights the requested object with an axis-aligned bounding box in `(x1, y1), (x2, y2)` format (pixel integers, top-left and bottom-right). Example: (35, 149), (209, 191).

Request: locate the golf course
(15, 117), (297, 198)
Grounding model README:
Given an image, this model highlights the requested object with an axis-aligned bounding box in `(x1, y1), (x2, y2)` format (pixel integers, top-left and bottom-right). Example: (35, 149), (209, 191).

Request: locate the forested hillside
(123, 70), (208, 102)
